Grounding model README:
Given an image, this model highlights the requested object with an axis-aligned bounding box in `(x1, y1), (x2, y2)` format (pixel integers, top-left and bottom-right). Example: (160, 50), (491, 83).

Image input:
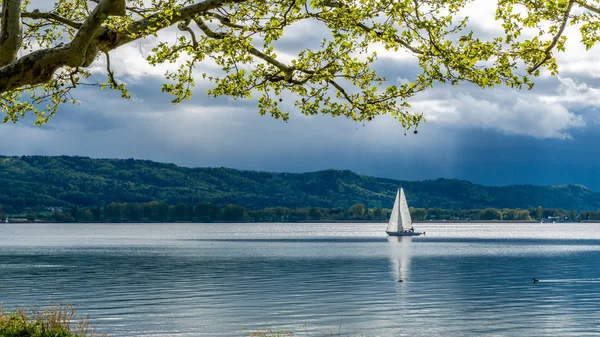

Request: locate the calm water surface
(1, 222), (600, 336)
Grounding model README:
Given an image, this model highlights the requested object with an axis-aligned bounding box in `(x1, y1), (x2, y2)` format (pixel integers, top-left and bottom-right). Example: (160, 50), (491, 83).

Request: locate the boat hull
(386, 231), (422, 237)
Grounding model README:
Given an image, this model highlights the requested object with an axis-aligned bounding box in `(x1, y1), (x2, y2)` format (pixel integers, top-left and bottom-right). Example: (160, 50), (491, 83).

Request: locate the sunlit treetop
(0, 0), (598, 128)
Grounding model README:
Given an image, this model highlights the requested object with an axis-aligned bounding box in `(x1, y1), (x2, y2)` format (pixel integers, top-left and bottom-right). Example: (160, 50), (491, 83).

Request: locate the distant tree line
(3, 156), (600, 215)
(3, 201), (600, 223)
(426, 206), (581, 222)
(19, 202), (395, 223)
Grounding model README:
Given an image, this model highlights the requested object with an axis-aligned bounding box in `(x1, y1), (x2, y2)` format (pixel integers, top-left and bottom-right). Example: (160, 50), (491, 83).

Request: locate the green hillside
(0, 155), (598, 213)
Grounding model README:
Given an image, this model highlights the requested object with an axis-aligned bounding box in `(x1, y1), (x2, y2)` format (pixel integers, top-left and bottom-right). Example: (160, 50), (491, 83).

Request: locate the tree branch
(194, 13), (370, 107)
(355, 22), (423, 55)
(207, 11), (260, 31)
(193, 16), (292, 75)
(103, 0), (248, 51)
(104, 51), (117, 87)
(327, 78), (356, 107)
(309, 2), (423, 55)
(177, 19), (198, 49)
(0, 0), (124, 92)
(68, 0), (124, 63)
(528, 0), (574, 74)
(88, 0), (154, 18)
(22, 9), (82, 29)
(0, 0), (23, 66)
(281, 0), (296, 26)
(574, 0), (600, 15)
(0, 0), (256, 95)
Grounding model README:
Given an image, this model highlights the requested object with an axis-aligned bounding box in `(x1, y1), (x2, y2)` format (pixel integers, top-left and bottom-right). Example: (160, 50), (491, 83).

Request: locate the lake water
(1, 222), (600, 336)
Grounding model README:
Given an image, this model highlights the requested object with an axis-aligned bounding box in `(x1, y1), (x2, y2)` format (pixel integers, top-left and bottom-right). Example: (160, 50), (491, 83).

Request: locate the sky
(3, 1), (600, 190)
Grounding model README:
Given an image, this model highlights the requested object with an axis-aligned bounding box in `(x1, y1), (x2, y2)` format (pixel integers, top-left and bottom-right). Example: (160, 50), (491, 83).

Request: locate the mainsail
(387, 188), (412, 233)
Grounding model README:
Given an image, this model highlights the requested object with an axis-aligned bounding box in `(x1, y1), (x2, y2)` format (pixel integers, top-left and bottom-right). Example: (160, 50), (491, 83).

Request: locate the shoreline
(2, 220), (595, 224)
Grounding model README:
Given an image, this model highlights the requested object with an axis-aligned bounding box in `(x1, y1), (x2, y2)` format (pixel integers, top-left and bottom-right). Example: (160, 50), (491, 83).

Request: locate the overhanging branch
(574, 0), (600, 15)
(103, 0), (249, 51)
(528, 0), (574, 74)
(193, 16), (292, 75)
(0, 0), (125, 92)
(0, 0), (251, 94)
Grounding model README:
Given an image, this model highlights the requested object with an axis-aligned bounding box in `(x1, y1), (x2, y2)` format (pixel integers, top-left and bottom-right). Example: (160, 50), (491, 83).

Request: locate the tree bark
(0, 0), (23, 66)
(0, 0), (245, 94)
(0, 0), (122, 92)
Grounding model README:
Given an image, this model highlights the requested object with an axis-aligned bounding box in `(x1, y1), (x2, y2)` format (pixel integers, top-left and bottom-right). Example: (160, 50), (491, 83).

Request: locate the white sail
(387, 189), (401, 232)
(387, 188), (412, 233)
(399, 188), (412, 229)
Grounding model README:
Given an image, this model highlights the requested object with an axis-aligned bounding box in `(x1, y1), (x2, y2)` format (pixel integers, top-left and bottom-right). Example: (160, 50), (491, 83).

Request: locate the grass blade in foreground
(0, 304), (105, 337)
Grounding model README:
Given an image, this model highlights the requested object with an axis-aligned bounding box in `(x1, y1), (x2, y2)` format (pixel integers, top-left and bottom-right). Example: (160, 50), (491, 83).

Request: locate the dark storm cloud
(4, 0), (600, 191)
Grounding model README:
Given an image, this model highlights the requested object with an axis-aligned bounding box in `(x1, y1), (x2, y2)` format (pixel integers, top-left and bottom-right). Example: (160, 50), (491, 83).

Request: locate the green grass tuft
(0, 304), (104, 337)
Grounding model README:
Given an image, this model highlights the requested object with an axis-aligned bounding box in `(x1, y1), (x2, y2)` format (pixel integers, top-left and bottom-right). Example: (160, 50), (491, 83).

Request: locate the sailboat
(386, 187), (422, 236)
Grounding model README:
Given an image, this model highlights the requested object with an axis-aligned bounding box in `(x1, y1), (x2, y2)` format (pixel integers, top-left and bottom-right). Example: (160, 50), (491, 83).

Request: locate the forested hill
(0, 155), (598, 213)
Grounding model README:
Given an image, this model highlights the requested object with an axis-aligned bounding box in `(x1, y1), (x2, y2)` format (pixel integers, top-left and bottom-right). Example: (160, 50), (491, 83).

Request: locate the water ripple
(1, 223), (600, 336)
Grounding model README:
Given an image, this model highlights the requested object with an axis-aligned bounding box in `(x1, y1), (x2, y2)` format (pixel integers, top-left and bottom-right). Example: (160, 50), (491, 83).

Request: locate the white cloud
(411, 86), (585, 140)
(90, 29), (193, 81)
(542, 76), (600, 107)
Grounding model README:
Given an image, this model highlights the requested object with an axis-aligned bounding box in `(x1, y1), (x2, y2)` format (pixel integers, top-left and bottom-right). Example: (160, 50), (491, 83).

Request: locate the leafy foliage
(0, 155), (599, 214)
(4, 0), (597, 128)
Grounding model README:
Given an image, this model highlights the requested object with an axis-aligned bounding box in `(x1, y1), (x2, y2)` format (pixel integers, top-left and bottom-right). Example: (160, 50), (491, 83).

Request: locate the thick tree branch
(0, 0), (250, 94)
(22, 9), (82, 29)
(0, 0), (124, 92)
(103, 0), (248, 51)
(0, 0), (23, 66)
(88, 0), (154, 18)
(68, 0), (124, 64)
